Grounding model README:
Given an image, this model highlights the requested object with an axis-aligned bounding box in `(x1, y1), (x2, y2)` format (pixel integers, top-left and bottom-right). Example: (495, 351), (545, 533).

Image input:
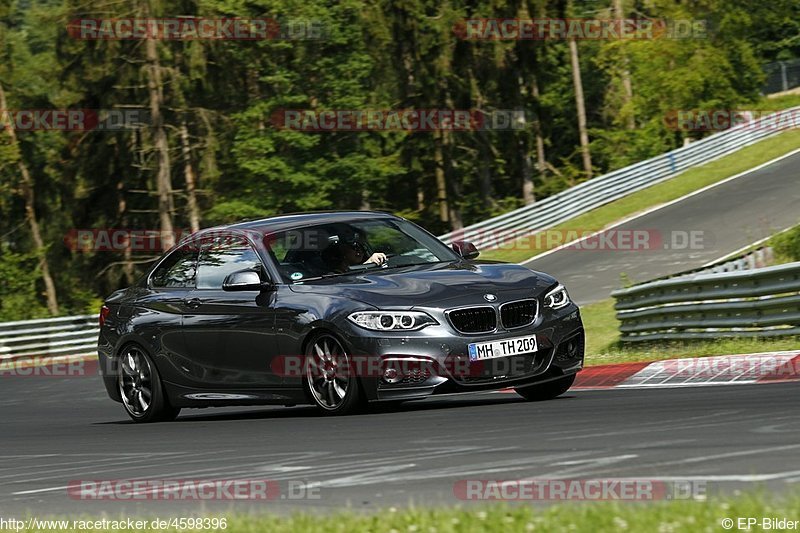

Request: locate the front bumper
(341, 304), (584, 401)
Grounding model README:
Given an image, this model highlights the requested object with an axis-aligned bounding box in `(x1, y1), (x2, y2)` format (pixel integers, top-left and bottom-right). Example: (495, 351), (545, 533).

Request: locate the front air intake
(447, 306), (497, 334)
(500, 299), (538, 329)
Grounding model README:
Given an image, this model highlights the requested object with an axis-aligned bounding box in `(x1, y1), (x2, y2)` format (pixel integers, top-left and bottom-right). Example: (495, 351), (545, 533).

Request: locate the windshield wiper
(292, 272), (354, 283)
(292, 264), (384, 282)
(375, 260), (457, 272)
(294, 260), (457, 282)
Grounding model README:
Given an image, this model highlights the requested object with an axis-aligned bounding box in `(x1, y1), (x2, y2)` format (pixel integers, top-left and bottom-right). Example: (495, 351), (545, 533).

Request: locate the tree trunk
(144, 24), (175, 250)
(520, 136), (535, 205)
(180, 121), (201, 233)
(531, 75), (547, 183)
(0, 83), (59, 315)
(520, 72), (546, 205)
(433, 129), (449, 224)
(479, 161), (494, 209)
(442, 129), (462, 231)
(517, 3), (541, 204)
(416, 185), (425, 212)
(515, 94), (534, 205)
(477, 124), (496, 210)
(468, 67), (496, 210)
(117, 180), (135, 286)
(360, 190), (371, 210)
(198, 108), (220, 185)
(569, 37), (593, 179)
(614, 0), (635, 129)
(400, 42), (425, 213)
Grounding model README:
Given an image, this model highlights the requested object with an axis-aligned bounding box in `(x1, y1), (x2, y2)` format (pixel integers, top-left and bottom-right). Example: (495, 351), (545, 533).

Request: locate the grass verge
(580, 297), (800, 366)
(762, 92), (800, 108)
(481, 129), (800, 264)
(23, 492), (800, 532)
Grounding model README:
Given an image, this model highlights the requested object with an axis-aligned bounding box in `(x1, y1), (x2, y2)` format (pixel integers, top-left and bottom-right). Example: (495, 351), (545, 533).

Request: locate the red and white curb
(3, 351), (800, 391)
(572, 351), (800, 390)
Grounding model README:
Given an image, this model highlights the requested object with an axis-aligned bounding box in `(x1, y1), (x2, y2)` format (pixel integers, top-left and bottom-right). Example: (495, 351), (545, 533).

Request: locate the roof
(224, 210), (397, 234)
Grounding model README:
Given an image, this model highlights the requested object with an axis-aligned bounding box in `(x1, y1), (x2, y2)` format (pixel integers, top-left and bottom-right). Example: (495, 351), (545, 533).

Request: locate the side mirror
(451, 241), (480, 260)
(222, 270), (266, 291)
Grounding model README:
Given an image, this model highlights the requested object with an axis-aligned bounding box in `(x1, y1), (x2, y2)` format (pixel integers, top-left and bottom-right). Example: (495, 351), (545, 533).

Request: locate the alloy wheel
(306, 335), (351, 410)
(119, 346), (154, 417)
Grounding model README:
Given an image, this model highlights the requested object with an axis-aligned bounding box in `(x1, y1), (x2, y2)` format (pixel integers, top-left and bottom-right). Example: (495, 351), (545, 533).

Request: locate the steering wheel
(379, 253), (397, 268)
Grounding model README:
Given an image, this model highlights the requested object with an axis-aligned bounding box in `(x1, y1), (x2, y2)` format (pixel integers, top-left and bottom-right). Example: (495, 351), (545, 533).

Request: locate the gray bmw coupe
(98, 211), (584, 422)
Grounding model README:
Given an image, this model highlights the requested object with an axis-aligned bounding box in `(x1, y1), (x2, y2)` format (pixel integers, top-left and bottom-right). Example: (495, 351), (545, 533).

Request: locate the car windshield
(264, 218), (460, 283)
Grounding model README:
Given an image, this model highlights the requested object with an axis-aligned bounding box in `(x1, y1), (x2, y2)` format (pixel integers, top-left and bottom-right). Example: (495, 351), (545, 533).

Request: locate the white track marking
(523, 147), (800, 265)
(12, 485), (71, 496)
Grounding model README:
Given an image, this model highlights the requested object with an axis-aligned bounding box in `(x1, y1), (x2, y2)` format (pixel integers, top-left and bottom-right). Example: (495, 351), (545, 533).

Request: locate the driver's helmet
(321, 224), (367, 267)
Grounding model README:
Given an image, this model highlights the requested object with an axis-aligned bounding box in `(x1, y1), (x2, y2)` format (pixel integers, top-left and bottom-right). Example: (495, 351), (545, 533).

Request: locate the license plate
(468, 335), (537, 361)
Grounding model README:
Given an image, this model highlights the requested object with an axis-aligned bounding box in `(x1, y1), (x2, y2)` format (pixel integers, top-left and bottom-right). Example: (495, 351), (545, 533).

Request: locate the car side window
(196, 236), (263, 290)
(150, 245), (198, 288)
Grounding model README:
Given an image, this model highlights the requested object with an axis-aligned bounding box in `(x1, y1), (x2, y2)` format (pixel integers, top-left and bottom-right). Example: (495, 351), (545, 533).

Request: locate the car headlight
(544, 284), (571, 310)
(348, 311), (438, 331)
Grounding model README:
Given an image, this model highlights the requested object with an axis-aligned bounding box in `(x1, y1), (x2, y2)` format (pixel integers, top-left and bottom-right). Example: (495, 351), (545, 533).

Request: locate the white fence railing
(0, 314), (98, 362)
(440, 107), (800, 249)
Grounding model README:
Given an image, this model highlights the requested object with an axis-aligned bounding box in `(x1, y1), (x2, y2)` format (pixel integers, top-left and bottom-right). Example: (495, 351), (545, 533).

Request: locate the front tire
(118, 345), (181, 423)
(514, 374), (576, 402)
(304, 332), (363, 415)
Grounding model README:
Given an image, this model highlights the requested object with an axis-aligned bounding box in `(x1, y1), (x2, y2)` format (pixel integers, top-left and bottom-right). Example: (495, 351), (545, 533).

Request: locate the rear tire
(514, 374), (576, 402)
(118, 345), (181, 423)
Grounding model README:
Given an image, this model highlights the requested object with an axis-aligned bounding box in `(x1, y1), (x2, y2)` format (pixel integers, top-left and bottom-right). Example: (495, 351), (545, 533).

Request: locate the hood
(287, 261), (557, 308)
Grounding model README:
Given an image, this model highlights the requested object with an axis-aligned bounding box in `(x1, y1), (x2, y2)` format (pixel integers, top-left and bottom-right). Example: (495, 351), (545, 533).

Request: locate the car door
(133, 243), (198, 386)
(180, 233), (283, 387)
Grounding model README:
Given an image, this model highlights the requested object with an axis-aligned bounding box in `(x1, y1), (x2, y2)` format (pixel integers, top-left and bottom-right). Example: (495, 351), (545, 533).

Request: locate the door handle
(183, 298), (202, 309)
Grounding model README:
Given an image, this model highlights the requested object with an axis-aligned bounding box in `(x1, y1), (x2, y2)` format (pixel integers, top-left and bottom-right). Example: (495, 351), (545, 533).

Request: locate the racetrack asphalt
(2, 375), (798, 516)
(524, 150), (800, 304)
(2, 151), (799, 520)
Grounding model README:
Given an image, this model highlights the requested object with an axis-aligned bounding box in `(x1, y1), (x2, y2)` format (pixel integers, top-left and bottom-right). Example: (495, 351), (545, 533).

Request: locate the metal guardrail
(641, 246), (775, 284)
(764, 59), (800, 95)
(440, 107), (800, 249)
(0, 314), (98, 362)
(612, 262), (800, 342)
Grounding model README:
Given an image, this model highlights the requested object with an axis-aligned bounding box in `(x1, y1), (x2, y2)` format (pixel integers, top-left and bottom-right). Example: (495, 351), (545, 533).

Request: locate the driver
(322, 232), (386, 273)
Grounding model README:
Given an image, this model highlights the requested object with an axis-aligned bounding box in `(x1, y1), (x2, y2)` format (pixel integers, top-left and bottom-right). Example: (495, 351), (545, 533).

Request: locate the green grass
(771, 224), (800, 264)
(20, 492), (800, 532)
(761, 92), (800, 109)
(481, 129), (800, 264)
(579, 298), (621, 358)
(580, 297), (800, 366)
